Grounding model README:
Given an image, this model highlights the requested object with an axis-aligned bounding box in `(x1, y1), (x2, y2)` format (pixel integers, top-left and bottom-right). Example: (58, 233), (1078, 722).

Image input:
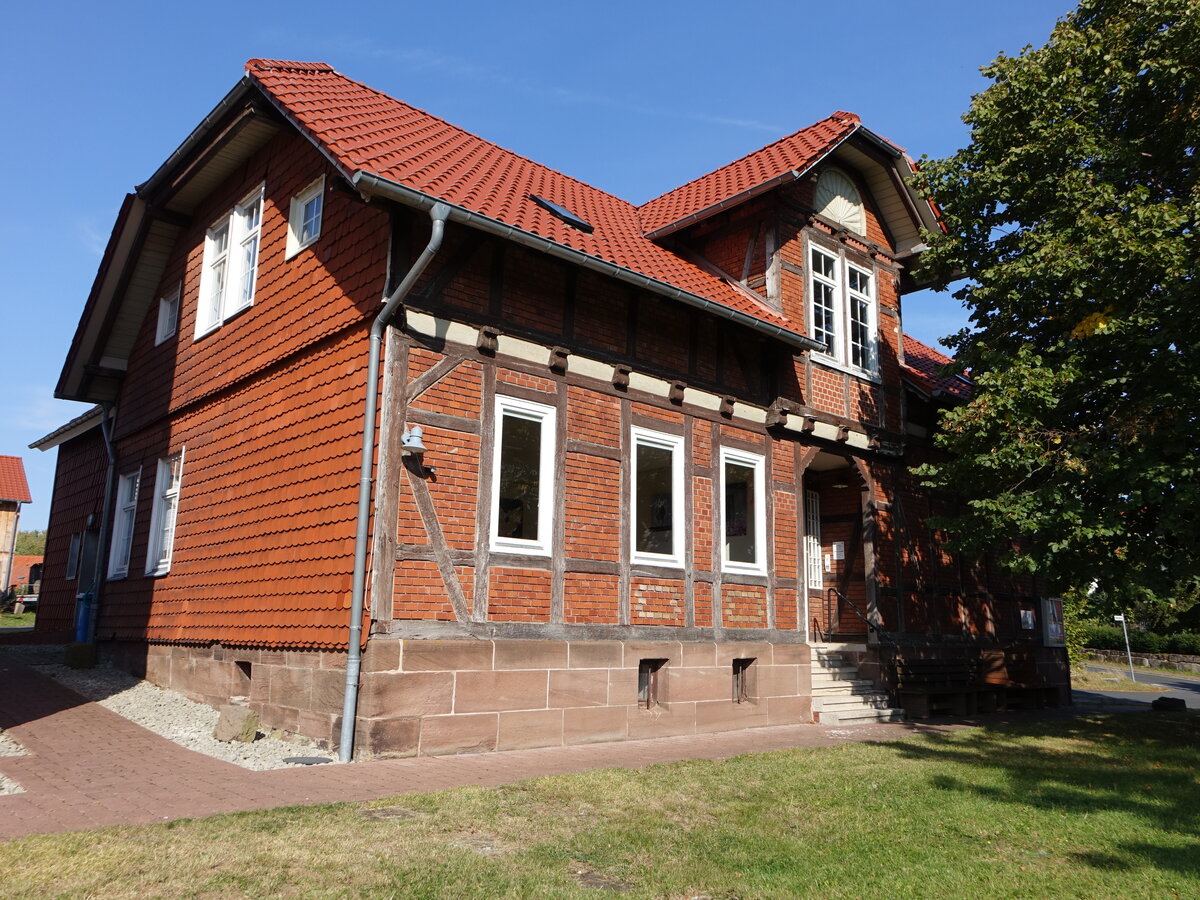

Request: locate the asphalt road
(1075, 662), (1200, 710)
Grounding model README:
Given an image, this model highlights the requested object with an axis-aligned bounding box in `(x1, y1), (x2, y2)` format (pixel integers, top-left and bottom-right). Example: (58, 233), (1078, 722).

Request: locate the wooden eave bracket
(765, 398), (799, 429)
(477, 326), (500, 355)
(550, 346), (570, 375)
(612, 365), (631, 390)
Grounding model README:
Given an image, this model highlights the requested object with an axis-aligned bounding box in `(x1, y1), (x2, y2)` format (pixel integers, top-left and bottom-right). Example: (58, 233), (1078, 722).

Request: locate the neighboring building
(9, 555), (43, 592)
(32, 60), (1067, 756)
(0, 456), (32, 597)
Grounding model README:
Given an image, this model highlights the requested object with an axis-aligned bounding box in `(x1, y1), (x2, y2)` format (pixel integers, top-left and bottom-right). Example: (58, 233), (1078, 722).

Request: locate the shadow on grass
(888, 712), (1200, 874)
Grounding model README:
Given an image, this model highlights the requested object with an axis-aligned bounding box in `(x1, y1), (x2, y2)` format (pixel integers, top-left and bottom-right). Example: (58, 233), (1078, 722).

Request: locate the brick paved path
(0, 657), (1075, 842)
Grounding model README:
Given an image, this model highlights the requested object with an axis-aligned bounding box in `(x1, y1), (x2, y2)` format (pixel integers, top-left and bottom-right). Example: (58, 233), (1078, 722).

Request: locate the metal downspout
(340, 202), (450, 762)
(87, 402), (118, 645)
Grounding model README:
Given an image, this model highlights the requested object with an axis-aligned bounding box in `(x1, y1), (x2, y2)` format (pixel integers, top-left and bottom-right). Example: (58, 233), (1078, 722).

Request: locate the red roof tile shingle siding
(245, 59), (810, 331)
(0, 456), (32, 503)
(638, 111), (862, 235)
(901, 334), (971, 401)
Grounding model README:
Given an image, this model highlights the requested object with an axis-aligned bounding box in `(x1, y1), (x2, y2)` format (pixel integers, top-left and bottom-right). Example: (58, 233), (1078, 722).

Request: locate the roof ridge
(246, 59), (336, 75)
(637, 110), (860, 211)
(245, 59), (642, 213)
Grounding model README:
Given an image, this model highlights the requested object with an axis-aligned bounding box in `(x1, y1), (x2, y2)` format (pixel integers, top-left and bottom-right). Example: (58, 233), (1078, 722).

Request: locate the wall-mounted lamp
(831, 473), (851, 489)
(401, 425), (436, 477)
(401, 425), (427, 458)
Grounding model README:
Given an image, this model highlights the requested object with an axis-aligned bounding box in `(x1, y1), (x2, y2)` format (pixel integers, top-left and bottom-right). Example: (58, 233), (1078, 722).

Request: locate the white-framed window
(145, 450), (184, 576)
(66, 533), (81, 580)
(155, 284), (180, 345)
(804, 489), (823, 590)
(1043, 597), (1066, 647)
(630, 427), (685, 567)
(108, 470), (140, 579)
(808, 244), (878, 374)
(286, 176), (324, 259)
(195, 184), (264, 338)
(491, 396), (555, 556)
(720, 447), (766, 575)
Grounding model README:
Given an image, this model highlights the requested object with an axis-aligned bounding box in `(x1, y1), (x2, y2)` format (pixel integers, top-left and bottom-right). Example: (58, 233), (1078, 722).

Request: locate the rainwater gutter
(340, 202), (450, 762)
(352, 172), (825, 355)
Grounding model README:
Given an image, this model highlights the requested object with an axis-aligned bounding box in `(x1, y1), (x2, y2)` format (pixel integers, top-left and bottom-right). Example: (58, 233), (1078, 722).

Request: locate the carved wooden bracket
(612, 364), (631, 390)
(668, 381), (686, 405)
(549, 346), (570, 375)
(719, 395), (735, 418)
(477, 326), (500, 356)
(765, 398), (796, 428)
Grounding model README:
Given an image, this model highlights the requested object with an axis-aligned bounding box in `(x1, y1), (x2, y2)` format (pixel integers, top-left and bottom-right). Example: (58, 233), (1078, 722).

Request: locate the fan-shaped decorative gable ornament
(814, 169), (865, 236)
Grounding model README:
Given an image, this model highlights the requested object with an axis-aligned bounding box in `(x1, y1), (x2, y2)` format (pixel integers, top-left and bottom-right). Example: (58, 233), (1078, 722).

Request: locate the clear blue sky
(0, 0), (1073, 529)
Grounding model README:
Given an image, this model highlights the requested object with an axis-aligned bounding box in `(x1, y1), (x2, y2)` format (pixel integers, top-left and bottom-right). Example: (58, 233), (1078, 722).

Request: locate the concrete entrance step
(818, 707), (907, 725)
(810, 644), (905, 726)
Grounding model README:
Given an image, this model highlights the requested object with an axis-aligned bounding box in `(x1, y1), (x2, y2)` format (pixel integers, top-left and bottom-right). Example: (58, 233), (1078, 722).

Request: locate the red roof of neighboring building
(245, 60), (869, 333)
(901, 335), (971, 401)
(0, 456), (31, 503)
(638, 111), (863, 235)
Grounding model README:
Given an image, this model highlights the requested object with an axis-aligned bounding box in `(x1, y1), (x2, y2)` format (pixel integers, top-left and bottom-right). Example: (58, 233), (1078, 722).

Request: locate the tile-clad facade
(37, 427), (108, 636)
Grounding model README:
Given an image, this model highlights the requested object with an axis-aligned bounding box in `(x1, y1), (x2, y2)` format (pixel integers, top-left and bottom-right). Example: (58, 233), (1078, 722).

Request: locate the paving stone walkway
(0, 657), (1084, 842)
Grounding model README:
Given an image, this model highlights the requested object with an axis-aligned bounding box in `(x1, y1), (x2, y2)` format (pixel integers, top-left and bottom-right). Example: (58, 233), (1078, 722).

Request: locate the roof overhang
(352, 171), (826, 354)
(30, 404), (105, 451)
(56, 79), (283, 404)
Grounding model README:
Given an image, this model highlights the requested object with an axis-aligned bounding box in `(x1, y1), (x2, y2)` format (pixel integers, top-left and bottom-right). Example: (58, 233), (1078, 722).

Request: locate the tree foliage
(13, 530), (45, 555)
(916, 0), (1199, 610)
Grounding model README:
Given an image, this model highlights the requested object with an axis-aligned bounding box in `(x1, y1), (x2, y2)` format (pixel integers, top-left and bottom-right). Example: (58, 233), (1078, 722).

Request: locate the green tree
(13, 530), (46, 555)
(916, 0), (1199, 610)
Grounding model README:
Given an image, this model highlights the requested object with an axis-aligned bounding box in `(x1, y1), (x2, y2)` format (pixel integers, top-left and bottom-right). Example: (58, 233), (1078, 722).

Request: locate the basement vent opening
(638, 658), (668, 709)
(529, 194), (594, 233)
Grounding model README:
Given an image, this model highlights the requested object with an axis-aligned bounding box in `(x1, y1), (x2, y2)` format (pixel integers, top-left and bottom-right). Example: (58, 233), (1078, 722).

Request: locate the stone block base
(98, 637), (814, 759)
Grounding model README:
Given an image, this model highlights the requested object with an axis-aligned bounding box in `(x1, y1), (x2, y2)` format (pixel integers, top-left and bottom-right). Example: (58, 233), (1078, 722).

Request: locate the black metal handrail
(824, 588), (895, 645)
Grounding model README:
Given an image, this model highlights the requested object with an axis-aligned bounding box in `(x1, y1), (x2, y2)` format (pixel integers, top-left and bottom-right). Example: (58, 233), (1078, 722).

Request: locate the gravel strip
(1, 646), (333, 771)
(0, 731), (25, 757)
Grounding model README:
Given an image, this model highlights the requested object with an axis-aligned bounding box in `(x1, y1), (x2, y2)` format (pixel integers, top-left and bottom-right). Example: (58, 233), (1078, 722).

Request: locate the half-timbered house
(31, 60), (1068, 757)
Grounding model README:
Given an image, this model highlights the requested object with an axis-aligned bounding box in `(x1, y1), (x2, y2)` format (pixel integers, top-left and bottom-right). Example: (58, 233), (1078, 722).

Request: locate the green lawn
(0, 611), (35, 628)
(2, 713), (1197, 899)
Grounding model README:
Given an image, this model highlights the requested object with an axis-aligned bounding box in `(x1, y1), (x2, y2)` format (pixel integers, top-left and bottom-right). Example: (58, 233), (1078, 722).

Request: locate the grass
(1, 713), (1197, 899)
(1071, 668), (1161, 692)
(0, 611), (35, 629)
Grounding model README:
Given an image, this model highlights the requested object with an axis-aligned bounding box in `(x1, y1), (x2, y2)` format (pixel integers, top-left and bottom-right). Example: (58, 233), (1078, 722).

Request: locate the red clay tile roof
(901, 334), (971, 401)
(245, 59), (827, 332)
(0, 456), (31, 503)
(638, 111), (863, 235)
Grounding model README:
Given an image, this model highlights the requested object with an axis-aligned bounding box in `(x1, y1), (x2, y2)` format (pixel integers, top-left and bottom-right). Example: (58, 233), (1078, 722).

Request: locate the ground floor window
(491, 395), (555, 555)
(720, 447), (766, 574)
(146, 450), (184, 576)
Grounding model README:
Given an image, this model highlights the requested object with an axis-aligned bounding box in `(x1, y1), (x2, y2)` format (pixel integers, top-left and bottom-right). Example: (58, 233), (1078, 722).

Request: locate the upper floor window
(286, 177), (324, 259)
(491, 395), (555, 556)
(809, 245), (877, 374)
(155, 284), (180, 346)
(814, 168), (865, 236)
(631, 427), (684, 567)
(720, 447), (766, 575)
(196, 184), (264, 338)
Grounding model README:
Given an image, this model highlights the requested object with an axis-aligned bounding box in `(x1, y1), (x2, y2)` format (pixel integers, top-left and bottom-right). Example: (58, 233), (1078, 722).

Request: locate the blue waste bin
(74, 592), (93, 643)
